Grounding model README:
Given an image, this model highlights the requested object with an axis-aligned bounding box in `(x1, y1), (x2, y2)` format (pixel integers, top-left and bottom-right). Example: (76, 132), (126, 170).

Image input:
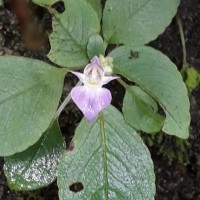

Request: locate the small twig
(55, 80), (82, 118)
(176, 15), (188, 69)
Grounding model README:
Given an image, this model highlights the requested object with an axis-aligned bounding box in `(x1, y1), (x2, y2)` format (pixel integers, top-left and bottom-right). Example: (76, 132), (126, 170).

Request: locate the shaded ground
(0, 0), (200, 199)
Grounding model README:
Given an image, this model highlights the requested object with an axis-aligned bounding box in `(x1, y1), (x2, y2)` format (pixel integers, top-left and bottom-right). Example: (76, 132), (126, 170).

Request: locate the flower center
(88, 81), (98, 85)
(84, 63), (104, 87)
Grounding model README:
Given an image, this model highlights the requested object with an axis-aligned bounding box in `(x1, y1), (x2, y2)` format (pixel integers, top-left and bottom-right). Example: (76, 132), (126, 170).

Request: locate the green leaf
(123, 86), (164, 133)
(109, 46), (190, 139)
(103, 0), (180, 45)
(4, 121), (66, 191)
(32, 0), (58, 7)
(87, 34), (105, 59)
(48, 0), (100, 69)
(0, 56), (65, 156)
(85, 0), (102, 19)
(33, 0), (102, 18)
(58, 106), (155, 200)
(0, 0), (3, 6)
(184, 67), (200, 94)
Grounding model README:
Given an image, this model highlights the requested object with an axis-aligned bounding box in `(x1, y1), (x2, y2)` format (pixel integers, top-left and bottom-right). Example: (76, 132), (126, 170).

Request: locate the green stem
(56, 81), (82, 118)
(99, 113), (109, 200)
(176, 15), (188, 69)
(117, 78), (129, 89)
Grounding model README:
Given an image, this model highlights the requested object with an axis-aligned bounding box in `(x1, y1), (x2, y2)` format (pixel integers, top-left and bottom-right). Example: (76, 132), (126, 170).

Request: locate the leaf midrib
(99, 113), (109, 200)
(52, 11), (87, 56)
(0, 75), (50, 106)
(108, 0), (151, 41)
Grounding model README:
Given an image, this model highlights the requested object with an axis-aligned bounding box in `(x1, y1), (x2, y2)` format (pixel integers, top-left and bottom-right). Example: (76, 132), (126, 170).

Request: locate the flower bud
(99, 54), (114, 75)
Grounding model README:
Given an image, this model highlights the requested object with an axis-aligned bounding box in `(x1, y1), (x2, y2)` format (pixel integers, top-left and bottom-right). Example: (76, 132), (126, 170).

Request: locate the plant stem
(56, 81), (82, 118)
(117, 78), (129, 89)
(176, 15), (188, 69)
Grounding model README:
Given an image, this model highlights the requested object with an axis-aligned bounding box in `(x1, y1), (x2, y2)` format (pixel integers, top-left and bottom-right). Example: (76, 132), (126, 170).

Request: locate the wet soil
(0, 0), (200, 199)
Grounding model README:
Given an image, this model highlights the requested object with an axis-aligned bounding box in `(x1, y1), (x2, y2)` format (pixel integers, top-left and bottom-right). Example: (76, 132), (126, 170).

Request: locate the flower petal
(71, 86), (111, 122)
(70, 71), (85, 82)
(91, 56), (100, 65)
(102, 76), (119, 85)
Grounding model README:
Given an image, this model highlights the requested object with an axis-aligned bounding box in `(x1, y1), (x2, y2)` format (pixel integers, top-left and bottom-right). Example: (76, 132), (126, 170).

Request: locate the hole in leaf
(69, 182), (84, 193)
(51, 1), (65, 13)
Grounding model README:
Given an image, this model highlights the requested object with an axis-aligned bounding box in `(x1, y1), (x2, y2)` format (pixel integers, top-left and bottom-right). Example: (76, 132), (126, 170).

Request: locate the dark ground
(0, 0), (200, 199)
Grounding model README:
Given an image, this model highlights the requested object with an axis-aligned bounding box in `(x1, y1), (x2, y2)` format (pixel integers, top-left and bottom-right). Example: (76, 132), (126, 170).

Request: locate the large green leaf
(0, 56), (65, 156)
(48, 0), (100, 69)
(4, 121), (66, 191)
(123, 86), (164, 133)
(109, 46), (190, 139)
(58, 106), (155, 200)
(103, 0), (180, 45)
(0, 0), (3, 6)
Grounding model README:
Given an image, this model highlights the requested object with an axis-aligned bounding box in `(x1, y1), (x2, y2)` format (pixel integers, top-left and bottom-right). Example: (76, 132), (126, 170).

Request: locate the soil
(0, 0), (200, 199)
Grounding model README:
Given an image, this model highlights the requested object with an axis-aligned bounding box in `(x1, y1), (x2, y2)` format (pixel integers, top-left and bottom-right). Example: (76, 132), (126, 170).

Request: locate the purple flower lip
(70, 56), (118, 122)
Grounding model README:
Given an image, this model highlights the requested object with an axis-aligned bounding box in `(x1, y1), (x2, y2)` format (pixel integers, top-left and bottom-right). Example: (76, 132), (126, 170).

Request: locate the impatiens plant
(0, 0), (190, 199)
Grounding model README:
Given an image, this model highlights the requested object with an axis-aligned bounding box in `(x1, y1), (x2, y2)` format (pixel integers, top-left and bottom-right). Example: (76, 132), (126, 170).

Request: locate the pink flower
(70, 56), (118, 122)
